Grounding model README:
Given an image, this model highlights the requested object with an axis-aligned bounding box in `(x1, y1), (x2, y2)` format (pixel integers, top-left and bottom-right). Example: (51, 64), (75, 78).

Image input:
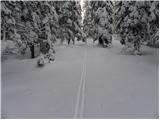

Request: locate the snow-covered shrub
(1, 40), (19, 61)
(37, 53), (45, 67)
(148, 30), (159, 48)
(1, 40), (17, 54)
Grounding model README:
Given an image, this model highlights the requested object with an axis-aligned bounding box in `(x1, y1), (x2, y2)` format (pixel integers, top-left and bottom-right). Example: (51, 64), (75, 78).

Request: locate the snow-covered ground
(1, 38), (159, 119)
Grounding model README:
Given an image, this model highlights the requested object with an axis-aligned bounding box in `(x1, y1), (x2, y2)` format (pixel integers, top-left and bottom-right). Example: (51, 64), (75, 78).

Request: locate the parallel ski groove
(74, 48), (87, 118)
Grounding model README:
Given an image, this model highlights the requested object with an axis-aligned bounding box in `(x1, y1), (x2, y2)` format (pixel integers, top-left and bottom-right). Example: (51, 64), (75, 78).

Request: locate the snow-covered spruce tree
(1, 1), (28, 55)
(23, 1), (59, 57)
(83, 1), (93, 38)
(58, 1), (82, 45)
(1, 2), (14, 41)
(114, 1), (159, 55)
(1, 1), (59, 58)
(83, 1), (113, 46)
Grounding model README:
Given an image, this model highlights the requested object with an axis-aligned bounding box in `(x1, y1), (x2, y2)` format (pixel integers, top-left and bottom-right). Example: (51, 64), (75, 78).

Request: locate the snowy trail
(2, 40), (159, 118)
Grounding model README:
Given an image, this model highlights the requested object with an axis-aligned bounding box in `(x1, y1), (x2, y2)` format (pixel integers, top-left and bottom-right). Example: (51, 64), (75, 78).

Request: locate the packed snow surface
(1, 39), (159, 119)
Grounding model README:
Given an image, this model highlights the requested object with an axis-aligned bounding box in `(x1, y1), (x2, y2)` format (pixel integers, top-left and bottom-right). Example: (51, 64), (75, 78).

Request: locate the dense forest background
(1, 1), (159, 58)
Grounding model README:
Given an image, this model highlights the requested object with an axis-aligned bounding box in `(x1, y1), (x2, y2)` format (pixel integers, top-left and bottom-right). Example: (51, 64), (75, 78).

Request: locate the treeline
(1, 1), (159, 57)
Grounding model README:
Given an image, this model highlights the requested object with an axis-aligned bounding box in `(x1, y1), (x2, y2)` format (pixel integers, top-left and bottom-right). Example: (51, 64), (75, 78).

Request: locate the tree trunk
(146, 22), (150, 42)
(99, 35), (103, 45)
(30, 44), (35, 58)
(2, 30), (6, 41)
